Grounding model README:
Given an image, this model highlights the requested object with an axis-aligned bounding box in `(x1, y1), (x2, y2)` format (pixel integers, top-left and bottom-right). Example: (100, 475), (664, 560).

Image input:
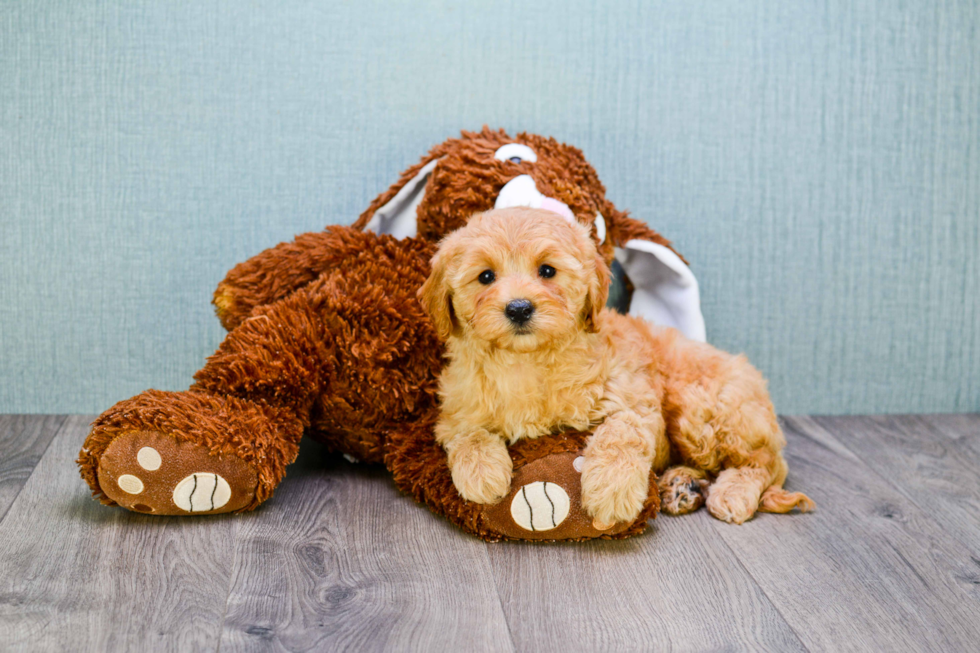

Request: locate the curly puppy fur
(422, 208), (813, 525)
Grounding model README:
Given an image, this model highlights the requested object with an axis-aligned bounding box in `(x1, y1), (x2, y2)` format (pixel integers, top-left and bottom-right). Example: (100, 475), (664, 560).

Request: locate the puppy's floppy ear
(418, 240), (460, 341)
(583, 252), (611, 333)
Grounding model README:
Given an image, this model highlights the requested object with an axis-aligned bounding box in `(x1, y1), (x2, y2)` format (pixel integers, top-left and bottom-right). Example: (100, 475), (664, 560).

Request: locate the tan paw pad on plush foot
(96, 430), (258, 515)
(172, 473), (233, 512)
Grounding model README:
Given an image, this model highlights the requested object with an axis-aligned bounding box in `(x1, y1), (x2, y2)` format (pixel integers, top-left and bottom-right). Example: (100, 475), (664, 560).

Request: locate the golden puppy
(419, 207), (813, 526)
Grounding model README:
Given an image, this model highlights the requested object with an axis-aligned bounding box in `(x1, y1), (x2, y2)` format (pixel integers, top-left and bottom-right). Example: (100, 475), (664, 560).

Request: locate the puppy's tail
(758, 485), (815, 514)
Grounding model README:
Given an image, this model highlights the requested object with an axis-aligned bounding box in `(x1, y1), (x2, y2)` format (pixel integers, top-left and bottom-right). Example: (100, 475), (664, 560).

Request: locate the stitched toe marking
(172, 473), (231, 512)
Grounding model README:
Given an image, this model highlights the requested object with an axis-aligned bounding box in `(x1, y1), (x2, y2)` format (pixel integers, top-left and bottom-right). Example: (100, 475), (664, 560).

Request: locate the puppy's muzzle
(505, 299), (535, 327)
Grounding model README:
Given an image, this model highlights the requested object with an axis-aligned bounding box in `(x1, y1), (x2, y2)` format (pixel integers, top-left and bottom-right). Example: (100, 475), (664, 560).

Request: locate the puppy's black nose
(505, 299), (535, 326)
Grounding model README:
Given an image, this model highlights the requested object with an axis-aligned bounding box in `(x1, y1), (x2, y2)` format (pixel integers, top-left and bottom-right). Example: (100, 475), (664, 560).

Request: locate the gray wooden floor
(1, 414), (979, 652)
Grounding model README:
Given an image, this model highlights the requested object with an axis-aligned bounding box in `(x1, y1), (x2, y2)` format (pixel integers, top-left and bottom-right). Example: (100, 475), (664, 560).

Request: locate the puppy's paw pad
(660, 476), (708, 515)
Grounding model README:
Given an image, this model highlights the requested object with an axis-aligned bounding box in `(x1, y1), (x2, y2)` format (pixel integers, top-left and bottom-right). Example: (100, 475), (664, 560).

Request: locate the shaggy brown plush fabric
(78, 127), (681, 540)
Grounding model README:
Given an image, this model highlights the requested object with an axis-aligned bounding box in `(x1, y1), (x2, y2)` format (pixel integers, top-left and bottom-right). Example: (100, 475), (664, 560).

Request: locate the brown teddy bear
(77, 127), (705, 541)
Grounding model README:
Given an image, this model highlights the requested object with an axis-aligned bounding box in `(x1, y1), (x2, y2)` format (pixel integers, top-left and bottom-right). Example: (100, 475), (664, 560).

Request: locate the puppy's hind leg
(705, 464), (770, 524)
(657, 466), (709, 516)
(706, 452), (814, 524)
(663, 340), (813, 524)
(757, 452), (815, 515)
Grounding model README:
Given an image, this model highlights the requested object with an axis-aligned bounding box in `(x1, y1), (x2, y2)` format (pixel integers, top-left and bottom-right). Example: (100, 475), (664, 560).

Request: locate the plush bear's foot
(658, 466), (710, 516)
(96, 429), (258, 514)
(386, 420), (661, 542)
(482, 450), (661, 541)
(78, 389), (304, 515)
(484, 453), (629, 539)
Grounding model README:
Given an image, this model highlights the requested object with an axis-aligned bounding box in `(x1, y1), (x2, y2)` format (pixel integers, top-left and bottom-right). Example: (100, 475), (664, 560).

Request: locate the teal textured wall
(1, 1), (978, 415)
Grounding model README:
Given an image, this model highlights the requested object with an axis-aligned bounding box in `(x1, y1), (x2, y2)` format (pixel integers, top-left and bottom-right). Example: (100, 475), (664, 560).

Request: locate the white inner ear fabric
(615, 240), (707, 342)
(363, 158), (440, 239)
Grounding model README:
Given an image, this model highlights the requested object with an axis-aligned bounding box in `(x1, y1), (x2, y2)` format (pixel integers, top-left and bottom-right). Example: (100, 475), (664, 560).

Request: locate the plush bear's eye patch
(494, 143), (537, 164)
(478, 270), (496, 285)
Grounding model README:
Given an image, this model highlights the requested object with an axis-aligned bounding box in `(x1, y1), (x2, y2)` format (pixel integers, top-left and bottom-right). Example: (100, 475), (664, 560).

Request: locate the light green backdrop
(1, 1), (977, 415)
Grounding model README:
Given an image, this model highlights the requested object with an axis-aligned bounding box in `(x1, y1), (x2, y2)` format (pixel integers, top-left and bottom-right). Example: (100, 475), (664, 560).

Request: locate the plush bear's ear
(361, 159), (439, 239)
(603, 211), (706, 342)
(418, 241), (459, 341)
(615, 240), (706, 342)
(355, 147), (446, 238)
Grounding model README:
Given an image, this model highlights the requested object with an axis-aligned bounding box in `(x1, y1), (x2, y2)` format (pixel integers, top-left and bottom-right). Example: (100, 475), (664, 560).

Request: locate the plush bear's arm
(213, 226), (432, 331)
(213, 228), (344, 330)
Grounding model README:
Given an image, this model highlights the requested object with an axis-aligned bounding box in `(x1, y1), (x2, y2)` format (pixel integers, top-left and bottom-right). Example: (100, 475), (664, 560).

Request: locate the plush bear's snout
(494, 174), (575, 223)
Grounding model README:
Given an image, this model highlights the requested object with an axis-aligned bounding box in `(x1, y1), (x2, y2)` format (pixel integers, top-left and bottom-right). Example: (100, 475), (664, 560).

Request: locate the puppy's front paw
(448, 437), (513, 504)
(580, 453), (651, 529)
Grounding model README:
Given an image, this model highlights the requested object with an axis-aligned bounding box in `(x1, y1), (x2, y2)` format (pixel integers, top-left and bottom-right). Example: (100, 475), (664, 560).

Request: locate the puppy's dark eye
(508, 156), (523, 164)
(478, 270), (496, 285)
(538, 264), (556, 279)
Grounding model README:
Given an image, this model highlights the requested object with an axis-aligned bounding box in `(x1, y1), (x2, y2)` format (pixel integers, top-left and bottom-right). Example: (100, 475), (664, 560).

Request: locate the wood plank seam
(481, 541), (520, 653)
(211, 520), (243, 653)
(786, 416), (980, 613)
(0, 416), (242, 652)
(701, 515), (812, 652)
(0, 414), (68, 525)
(706, 416), (980, 650)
